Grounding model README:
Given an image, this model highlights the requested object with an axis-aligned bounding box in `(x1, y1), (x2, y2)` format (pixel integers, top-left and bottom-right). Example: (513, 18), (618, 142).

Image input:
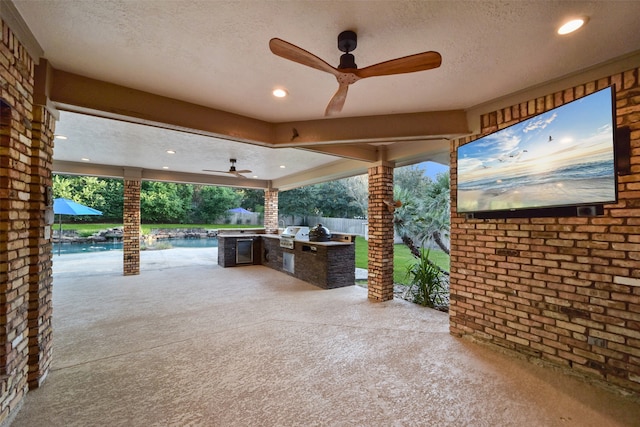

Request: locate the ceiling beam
(43, 65), (470, 149)
(271, 159), (370, 191)
(298, 144), (379, 162)
(53, 160), (269, 189)
(48, 66), (275, 146)
(272, 111), (469, 146)
(385, 138), (451, 167)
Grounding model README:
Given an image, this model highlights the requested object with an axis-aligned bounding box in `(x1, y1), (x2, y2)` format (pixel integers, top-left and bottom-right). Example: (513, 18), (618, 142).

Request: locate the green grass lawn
(354, 236), (449, 284)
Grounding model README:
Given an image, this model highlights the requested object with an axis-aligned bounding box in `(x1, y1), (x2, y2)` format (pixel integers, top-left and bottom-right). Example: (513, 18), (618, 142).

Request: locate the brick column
(264, 188), (278, 234)
(123, 175), (141, 275)
(367, 162), (395, 302)
(0, 17), (40, 422)
(26, 102), (55, 389)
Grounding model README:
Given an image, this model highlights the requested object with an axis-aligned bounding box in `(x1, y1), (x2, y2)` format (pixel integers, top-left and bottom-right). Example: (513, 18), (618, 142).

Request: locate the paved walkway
(9, 248), (638, 426)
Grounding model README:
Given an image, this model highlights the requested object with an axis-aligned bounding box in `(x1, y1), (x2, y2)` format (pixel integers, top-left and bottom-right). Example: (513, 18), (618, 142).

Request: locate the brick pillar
(0, 17), (37, 422)
(123, 175), (141, 275)
(264, 188), (279, 234)
(367, 162), (395, 302)
(26, 102), (55, 389)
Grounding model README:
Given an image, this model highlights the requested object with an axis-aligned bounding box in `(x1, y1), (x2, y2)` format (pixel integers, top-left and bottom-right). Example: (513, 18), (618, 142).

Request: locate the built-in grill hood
(280, 226), (310, 240)
(280, 227), (309, 249)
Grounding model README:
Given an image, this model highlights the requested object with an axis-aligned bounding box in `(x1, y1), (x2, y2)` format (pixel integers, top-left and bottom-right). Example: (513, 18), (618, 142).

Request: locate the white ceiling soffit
(52, 112), (346, 186)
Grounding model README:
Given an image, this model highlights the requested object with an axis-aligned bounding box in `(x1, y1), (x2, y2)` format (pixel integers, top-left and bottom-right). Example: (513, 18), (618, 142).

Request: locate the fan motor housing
(338, 31), (357, 69)
(338, 30), (357, 53)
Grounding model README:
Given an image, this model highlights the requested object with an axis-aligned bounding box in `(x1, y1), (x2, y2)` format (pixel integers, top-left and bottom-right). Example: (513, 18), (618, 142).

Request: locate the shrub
(403, 250), (447, 308)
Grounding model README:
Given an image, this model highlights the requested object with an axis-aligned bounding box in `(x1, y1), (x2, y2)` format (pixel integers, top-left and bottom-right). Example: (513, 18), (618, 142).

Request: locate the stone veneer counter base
(217, 233), (355, 289)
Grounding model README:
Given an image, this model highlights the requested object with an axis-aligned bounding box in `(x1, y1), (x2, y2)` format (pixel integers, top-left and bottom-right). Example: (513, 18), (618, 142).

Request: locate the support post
(367, 161), (395, 302)
(264, 188), (279, 234)
(123, 170), (141, 275)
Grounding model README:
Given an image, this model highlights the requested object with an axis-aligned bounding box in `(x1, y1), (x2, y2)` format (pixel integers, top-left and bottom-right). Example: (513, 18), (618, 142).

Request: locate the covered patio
(9, 250), (640, 426)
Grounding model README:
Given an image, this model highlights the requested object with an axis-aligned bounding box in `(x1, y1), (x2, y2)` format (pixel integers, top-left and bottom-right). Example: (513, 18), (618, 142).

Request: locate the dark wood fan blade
(269, 38), (339, 76)
(202, 169), (231, 174)
(355, 51), (442, 79)
(324, 84), (349, 116)
(235, 169), (252, 174)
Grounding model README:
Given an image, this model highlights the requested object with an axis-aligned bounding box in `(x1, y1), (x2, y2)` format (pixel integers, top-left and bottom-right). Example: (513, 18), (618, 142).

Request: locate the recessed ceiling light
(557, 17), (587, 35)
(272, 88), (288, 98)
(166, 150), (176, 154)
(252, 175), (258, 179)
(81, 158), (90, 162)
(279, 165), (286, 169)
(162, 166), (169, 169)
(54, 135), (67, 140)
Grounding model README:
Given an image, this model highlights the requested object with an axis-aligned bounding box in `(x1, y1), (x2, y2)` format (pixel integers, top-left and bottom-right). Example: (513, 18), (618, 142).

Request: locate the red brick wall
(367, 163), (395, 302)
(27, 104), (54, 389)
(123, 179), (141, 275)
(450, 69), (640, 394)
(1, 17), (55, 423)
(264, 189), (278, 234)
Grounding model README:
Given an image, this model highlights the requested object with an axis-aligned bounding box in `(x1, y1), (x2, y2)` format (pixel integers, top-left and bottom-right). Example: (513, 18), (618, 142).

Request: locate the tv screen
(457, 86), (617, 215)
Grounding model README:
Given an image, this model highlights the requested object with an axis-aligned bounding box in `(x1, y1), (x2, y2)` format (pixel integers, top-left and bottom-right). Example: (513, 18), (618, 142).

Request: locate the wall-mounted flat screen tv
(457, 86), (617, 216)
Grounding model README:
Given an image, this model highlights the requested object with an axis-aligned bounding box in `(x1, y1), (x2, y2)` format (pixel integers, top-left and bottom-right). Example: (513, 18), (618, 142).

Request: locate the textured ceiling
(8, 0), (640, 188)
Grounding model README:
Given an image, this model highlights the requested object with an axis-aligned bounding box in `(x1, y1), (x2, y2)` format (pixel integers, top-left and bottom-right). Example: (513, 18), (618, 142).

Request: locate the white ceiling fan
(203, 158), (252, 178)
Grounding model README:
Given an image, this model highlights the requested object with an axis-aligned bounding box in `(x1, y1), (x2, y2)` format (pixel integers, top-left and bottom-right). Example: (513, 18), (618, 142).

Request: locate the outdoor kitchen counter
(217, 232), (356, 289)
(260, 234), (354, 246)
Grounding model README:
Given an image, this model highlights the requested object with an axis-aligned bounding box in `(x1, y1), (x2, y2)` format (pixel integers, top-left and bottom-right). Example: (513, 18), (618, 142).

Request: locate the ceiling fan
(203, 159), (252, 178)
(269, 30), (442, 116)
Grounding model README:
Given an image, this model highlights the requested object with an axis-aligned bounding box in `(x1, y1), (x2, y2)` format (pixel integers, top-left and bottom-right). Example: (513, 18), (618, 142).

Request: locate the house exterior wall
(1, 17), (55, 424)
(450, 69), (640, 394)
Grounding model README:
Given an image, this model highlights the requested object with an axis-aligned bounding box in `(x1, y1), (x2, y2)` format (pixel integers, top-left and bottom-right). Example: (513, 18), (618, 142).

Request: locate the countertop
(219, 233), (354, 246)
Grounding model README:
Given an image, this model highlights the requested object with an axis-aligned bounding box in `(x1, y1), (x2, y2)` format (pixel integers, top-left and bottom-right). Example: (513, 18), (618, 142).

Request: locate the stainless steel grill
(279, 226), (309, 248)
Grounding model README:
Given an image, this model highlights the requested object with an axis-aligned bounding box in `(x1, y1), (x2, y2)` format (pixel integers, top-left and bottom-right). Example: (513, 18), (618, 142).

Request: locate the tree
(394, 165), (430, 198)
(392, 167), (450, 266)
(279, 186), (317, 224)
(237, 189), (265, 213)
(279, 178), (367, 223)
(53, 175), (123, 222)
(190, 185), (240, 223)
(342, 175), (368, 217)
(140, 181), (191, 223)
(421, 172), (450, 254)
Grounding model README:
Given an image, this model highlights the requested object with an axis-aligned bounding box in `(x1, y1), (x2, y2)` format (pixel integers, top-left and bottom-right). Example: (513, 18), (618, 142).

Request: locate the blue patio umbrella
(53, 198), (102, 255)
(54, 198), (103, 216)
(228, 207), (252, 214)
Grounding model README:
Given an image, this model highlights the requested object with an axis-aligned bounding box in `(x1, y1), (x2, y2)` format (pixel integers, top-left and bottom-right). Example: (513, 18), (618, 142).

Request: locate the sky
(418, 161), (449, 179)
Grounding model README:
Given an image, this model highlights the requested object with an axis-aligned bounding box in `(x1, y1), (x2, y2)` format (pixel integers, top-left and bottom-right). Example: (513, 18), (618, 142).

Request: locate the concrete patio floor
(9, 248), (640, 426)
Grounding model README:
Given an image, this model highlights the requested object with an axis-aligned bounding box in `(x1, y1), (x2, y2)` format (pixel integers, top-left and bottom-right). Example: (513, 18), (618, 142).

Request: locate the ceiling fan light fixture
(557, 17), (587, 35)
(272, 88), (288, 98)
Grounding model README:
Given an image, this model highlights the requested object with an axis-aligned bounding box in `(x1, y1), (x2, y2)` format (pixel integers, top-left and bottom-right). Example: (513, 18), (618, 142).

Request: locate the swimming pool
(53, 238), (218, 255)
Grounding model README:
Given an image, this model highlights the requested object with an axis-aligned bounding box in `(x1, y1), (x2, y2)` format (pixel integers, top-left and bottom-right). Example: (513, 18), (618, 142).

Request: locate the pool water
(53, 238), (218, 255)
